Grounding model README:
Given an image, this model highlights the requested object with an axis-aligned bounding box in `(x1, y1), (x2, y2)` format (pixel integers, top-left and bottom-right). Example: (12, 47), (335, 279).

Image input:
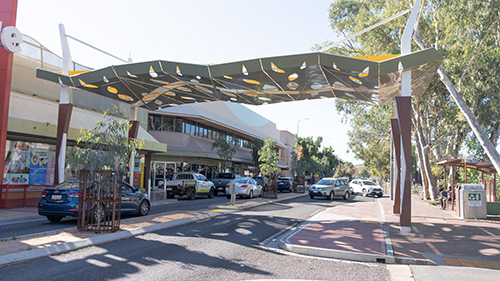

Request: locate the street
(0, 196), (229, 239)
(0, 195), (391, 280)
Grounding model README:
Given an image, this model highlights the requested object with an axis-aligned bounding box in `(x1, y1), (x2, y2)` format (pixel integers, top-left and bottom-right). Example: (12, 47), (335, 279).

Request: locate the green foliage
(251, 138), (264, 173)
(66, 108), (144, 173)
(359, 168), (370, 178)
(325, 0), (500, 179)
(258, 137), (280, 176)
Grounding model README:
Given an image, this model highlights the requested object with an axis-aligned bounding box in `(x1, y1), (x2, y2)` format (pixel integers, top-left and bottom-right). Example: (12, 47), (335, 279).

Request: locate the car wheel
(46, 215), (63, 223)
(187, 187), (196, 200)
(309, 194), (315, 199)
(362, 188), (368, 197)
(289, 187), (293, 193)
(226, 195), (231, 199)
(248, 190), (253, 199)
(328, 191), (334, 200)
(138, 200), (150, 216)
(343, 191), (350, 200)
(214, 190), (218, 197)
(208, 188), (214, 198)
(376, 194), (382, 198)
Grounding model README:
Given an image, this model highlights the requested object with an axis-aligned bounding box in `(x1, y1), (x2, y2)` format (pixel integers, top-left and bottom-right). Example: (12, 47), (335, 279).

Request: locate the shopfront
(1, 140), (56, 208)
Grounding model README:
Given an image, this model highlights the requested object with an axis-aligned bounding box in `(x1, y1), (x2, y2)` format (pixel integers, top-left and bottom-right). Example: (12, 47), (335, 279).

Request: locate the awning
(36, 48), (442, 110)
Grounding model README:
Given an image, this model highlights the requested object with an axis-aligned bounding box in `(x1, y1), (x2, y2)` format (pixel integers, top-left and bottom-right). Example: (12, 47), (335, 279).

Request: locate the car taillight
(226, 185), (230, 188)
(68, 192), (79, 198)
(41, 191), (47, 198)
(178, 185), (184, 189)
(241, 185), (248, 188)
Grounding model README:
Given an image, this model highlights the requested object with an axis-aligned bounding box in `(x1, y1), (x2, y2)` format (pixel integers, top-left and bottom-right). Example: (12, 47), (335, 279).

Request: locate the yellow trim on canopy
(57, 70), (91, 76)
(353, 54), (400, 62)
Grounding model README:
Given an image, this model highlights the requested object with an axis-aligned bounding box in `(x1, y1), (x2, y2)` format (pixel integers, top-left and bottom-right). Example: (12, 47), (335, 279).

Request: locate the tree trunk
(413, 129), (430, 199)
(411, 109), (437, 200)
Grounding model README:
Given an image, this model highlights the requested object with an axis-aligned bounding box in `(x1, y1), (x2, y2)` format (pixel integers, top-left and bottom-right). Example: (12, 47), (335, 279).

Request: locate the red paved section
(380, 196), (500, 260)
(286, 220), (385, 255)
(285, 200), (386, 255)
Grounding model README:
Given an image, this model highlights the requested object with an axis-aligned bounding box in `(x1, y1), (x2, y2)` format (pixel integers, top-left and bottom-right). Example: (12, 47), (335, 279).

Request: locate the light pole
(295, 118), (309, 175)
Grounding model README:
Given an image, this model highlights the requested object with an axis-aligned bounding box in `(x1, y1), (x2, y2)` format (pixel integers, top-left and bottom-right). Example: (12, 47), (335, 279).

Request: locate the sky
(15, 0), (360, 164)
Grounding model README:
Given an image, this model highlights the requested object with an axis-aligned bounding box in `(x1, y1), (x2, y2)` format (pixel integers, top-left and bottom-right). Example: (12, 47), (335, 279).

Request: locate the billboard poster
(8, 142), (31, 184)
(2, 140), (11, 184)
(29, 147), (49, 185)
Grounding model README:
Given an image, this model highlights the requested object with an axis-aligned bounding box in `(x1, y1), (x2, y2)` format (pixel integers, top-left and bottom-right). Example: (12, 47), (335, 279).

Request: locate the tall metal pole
(396, 0), (422, 233)
(54, 24), (73, 184)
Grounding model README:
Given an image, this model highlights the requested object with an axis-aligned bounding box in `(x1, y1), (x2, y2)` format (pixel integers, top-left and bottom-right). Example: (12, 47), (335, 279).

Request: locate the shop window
(148, 115), (162, 131)
(162, 116), (174, 131)
(175, 118), (183, 132)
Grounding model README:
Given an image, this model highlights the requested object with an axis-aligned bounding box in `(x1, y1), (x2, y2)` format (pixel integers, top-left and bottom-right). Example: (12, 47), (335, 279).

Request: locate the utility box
(459, 184), (487, 219)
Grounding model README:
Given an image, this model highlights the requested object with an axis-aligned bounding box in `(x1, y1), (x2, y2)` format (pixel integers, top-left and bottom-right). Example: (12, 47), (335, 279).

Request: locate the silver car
(309, 177), (350, 200)
(225, 177), (262, 199)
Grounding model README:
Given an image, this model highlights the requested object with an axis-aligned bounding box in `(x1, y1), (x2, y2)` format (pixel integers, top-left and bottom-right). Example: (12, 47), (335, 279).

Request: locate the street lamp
(295, 117), (309, 161)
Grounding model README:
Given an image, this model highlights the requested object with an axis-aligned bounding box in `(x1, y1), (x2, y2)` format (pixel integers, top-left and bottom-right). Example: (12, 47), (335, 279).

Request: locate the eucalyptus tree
(323, 0), (500, 199)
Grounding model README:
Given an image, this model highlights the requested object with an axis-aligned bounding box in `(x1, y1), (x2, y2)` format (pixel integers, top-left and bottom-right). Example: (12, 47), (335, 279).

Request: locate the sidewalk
(0, 192), (305, 266)
(280, 195), (500, 269)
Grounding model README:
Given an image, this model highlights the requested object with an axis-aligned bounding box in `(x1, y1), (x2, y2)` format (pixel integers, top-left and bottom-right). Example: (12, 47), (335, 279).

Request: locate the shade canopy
(36, 48), (442, 111)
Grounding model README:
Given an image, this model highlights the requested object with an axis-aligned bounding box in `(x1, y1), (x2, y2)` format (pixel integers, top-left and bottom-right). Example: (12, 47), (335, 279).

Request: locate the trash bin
(458, 184), (487, 219)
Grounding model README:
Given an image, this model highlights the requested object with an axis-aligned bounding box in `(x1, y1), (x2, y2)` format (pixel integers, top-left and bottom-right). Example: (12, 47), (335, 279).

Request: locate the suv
(349, 179), (383, 197)
(213, 173), (241, 196)
(309, 177), (350, 200)
(277, 177), (293, 192)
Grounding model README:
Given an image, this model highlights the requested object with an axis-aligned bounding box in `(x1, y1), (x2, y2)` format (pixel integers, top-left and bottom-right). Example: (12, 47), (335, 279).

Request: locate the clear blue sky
(15, 0), (360, 164)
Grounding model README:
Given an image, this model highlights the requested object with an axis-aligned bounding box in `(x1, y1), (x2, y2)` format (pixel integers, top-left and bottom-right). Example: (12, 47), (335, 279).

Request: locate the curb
(0, 193), (307, 267)
(276, 198), (436, 265)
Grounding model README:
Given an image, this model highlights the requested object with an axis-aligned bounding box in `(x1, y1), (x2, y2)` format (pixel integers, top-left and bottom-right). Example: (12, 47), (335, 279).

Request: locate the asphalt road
(0, 195), (229, 239)
(0, 195), (391, 281)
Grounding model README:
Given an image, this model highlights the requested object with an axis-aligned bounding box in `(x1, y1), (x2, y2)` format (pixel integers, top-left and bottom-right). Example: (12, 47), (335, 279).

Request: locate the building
(1, 34), (292, 206)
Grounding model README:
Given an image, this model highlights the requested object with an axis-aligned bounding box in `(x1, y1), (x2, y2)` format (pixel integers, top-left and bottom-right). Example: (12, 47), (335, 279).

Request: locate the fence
(0, 184), (50, 208)
(77, 171), (121, 232)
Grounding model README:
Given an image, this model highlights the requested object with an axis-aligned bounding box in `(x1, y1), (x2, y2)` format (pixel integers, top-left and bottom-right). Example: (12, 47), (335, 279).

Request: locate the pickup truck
(213, 173), (241, 196)
(165, 172), (215, 200)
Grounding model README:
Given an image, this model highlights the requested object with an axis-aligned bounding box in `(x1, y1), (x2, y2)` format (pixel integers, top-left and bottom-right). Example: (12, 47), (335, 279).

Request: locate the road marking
(204, 209), (228, 213)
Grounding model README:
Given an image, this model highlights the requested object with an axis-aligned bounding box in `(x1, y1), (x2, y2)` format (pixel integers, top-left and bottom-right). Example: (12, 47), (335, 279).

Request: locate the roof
(436, 159), (497, 174)
(36, 48), (442, 111)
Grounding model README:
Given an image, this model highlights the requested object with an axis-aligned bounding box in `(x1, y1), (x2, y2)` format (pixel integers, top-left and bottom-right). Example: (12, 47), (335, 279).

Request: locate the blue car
(38, 180), (150, 222)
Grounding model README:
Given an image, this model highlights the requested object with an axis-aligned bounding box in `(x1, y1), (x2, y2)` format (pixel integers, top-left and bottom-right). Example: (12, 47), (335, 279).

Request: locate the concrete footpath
(1, 193), (500, 280)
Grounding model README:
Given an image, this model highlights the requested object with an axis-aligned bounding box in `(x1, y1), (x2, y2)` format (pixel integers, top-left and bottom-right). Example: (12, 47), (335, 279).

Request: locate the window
(149, 115), (162, 131)
(162, 116), (174, 131)
(175, 118), (183, 132)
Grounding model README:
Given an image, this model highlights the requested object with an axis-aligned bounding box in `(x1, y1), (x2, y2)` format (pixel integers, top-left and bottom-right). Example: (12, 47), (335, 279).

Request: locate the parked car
(38, 180), (150, 223)
(277, 177), (293, 192)
(225, 177), (262, 199)
(253, 176), (269, 186)
(309, 177), (350, 200)
(213, 173), (241, 196)
(349, 179), (384, 197)
(164, 172), (215, 199)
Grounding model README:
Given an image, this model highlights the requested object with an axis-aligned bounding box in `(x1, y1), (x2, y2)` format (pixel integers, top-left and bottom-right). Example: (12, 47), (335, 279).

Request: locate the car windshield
(233, 178), (248, 183)
(316, 179), (334, 185)
(278, 178), (289, 181)
(362, 181), (377, 186)
(216, 173), (234, 179)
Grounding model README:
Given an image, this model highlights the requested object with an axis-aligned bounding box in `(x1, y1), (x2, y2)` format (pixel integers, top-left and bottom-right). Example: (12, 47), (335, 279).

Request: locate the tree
(66, 108), (144, 174)
(211, 137), (236, 172)
(324, 0), (500, 199)
(251, 138), (264, 174)
(258, 137), (280, 176)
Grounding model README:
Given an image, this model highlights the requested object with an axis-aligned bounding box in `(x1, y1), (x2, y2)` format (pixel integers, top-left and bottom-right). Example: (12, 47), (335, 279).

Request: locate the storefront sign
(468, 193), (482, 207)
(0, 21), (22, 53)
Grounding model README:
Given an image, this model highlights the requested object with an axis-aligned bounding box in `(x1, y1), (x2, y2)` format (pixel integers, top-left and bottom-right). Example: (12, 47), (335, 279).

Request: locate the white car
(225, 177), (262, 199)
(349, 179), (384, 197)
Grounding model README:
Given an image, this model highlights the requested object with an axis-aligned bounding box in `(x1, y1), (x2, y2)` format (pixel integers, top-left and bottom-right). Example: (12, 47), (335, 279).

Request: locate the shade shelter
(437, 159), (498, 211)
